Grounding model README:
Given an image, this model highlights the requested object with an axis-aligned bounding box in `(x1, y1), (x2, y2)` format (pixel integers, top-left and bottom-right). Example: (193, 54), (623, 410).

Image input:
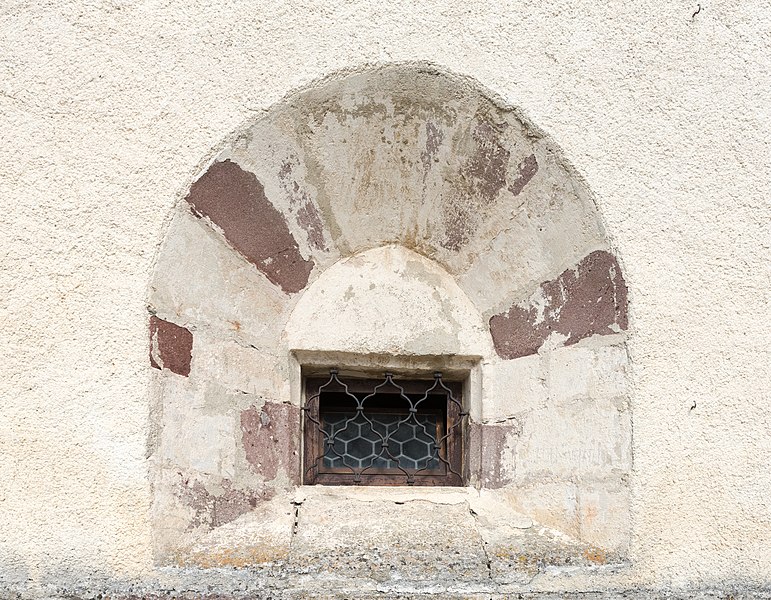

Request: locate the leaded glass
(322, 412), (440, 471)
(303, 370), (466, 486)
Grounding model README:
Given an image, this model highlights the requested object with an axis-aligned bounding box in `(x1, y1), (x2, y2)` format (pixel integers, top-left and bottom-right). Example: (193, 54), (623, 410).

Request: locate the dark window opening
(303, 370), (466, 486)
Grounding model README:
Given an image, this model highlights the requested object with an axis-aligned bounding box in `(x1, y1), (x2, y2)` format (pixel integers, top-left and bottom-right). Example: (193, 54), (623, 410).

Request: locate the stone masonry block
(515, 401), (632, 481)
(547, 345), (594, 404)
(482, 353), (547, 422)
(591, 345), (629, 399)
(548, 343), (628, 405)
(149, 315), (193, 376)
(289, 495), (488, 584)
(577, 477), (631, 554)
(179, 493), (295, 567)
(507, 480), (580, 540)
(158, 380), (238, 478)
(191, 333), (288, 402)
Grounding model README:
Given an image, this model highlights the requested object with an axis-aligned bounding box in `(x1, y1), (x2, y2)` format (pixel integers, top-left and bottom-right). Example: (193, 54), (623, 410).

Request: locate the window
(302, 370), (466, 486)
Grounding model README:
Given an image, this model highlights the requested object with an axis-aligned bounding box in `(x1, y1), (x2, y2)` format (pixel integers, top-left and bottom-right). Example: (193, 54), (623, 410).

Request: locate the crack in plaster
(467, 503), (495, 586)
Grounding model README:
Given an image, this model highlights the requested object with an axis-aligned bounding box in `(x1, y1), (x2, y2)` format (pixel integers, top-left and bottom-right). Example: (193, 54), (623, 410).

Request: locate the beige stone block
(226, 121), (341, 271)
(515, 401), (632, 481)
(456, 214), (550, 315)
(577, 478), (631, 554)
(482, 354), (547, 422)
(507, 481), (580, 540)
(157, 379), (238, 478)
(177, 493), (295, 568)
(191, 332), (288, 402)
(547, 345), (594, 404)
(547, 344), (629, 405)
(289, 494), (488, 584)
(590, 345), (629, 399)
(165, 413), (237, 478)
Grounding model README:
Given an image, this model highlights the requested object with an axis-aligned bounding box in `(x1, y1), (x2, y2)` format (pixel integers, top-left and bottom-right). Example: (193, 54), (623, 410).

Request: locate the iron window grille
(302, 370), (466, 486)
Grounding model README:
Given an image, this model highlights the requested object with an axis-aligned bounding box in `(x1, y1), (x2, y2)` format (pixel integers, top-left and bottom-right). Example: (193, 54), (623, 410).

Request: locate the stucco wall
(1, 0), (770, 597)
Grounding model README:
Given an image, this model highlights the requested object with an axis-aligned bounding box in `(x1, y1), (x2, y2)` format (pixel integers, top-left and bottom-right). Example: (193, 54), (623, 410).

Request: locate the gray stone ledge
(3, 580), (771, 600)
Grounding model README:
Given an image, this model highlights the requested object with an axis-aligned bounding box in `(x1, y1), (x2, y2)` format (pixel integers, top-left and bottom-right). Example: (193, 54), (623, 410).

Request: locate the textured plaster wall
(1, 0), (770, 597)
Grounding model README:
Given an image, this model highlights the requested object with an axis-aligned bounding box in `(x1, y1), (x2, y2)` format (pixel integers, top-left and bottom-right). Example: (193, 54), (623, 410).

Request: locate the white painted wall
(1, 0), (769, 594)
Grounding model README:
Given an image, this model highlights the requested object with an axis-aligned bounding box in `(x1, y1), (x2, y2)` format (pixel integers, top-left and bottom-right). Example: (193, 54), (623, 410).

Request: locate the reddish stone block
(490, 250), (628, 359)
(149, 316), (193, 377)
(467, 422), (518, 488)
(186, 160), (314, 294)
(508, 154), (538, 196)
(465, 121), (511, 204)
(241, 402), (301, 484)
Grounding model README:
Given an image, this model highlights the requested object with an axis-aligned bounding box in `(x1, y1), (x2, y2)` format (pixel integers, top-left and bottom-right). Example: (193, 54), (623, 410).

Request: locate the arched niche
(147, 64), (631, 578)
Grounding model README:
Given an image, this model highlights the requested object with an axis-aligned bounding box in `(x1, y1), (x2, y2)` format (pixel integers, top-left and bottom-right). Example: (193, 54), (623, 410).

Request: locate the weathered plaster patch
(440, 120), (511, 252)
(149, 316), (193, 376)
(177, 476), (274, 530)
(186, 160), (313, 294)
(464, 121), (510, 204)
(285, 245), (493, 357)
(508, 154), (539, 196)
(240, 402), (301, 484)
(420, 120), (443, 176)
(277, 158), (327, 251)
(489, 250), (628, 359)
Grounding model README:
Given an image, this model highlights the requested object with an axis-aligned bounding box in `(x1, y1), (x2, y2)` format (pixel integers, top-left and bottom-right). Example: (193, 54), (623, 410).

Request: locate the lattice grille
(302, 370), (466, 486)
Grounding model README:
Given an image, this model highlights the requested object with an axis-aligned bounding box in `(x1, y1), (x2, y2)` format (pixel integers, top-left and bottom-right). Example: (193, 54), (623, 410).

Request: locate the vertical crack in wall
(467, 502), (494, 585)
(290, 500), (302, 544)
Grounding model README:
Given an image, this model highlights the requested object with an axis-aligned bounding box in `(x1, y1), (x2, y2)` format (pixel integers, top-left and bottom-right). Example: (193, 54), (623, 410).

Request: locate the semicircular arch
(146, 63), (632, 567)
